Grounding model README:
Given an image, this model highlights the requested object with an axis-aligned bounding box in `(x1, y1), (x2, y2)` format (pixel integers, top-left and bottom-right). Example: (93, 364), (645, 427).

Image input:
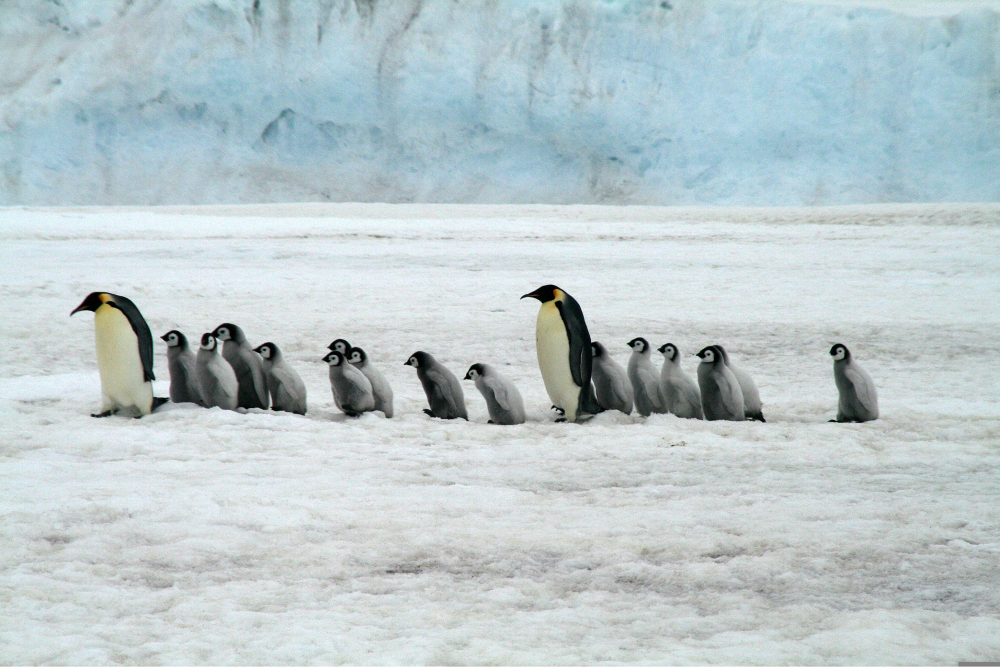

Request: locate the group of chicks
(594, 338), (878, 423)
(163, 324), (879, 425)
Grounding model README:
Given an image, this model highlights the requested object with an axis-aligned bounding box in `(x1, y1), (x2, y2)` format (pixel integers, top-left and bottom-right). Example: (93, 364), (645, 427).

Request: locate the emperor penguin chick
(464, 363), (526, 425)
(255, 342), (307, 415)
(715, 345), (765, 422)
(657, 343), (703, 419)
(213, 323), (269, 410)
(195, 333), (239, 410)
(590, 341), (633, 414)
(161, 330), (205, 406)
(830, 343), (879, 422)
(521, 285), (602, 422)
(627, 337), (667, 417)
(405, 351), (467, 420)
(696, 345), (745, 421)
(71, 292), (166, 417)
(324, 350), (375, 417)
(348, 347), (394, 418)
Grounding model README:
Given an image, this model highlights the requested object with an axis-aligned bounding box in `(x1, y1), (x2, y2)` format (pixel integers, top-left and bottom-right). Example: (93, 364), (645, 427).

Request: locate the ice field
(1, 203), (999, 664)
(3, 0), (999, 206)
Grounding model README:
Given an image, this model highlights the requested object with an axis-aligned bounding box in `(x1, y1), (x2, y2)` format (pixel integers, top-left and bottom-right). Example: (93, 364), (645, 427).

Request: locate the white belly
(536, 302), (580, 420)
(94, 304), (152, 414)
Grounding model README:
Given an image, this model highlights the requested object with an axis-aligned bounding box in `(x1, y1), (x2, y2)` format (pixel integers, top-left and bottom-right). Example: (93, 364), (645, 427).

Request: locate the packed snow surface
(1, 203), (1000, 664)
(2, 0), (1000, 206)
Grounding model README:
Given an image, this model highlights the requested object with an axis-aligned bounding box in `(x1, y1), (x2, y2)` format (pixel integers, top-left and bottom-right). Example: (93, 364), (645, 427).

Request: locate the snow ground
(1, 203), (999, 664)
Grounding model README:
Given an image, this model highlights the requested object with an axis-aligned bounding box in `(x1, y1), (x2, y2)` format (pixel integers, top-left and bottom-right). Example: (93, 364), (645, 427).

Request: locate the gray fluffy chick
(195, 333), (239, 410)
(715, 345), (764, 422)
(348, 347), (393, 418)
(657, 343), (703, 419)
(464, 363), (526, 425)
(213, 323), (269, 410)
(324, 350), (375, 417)
(830, 343), (878, 422)
(161, 330), (205, 406)
(255, 342), (307, 415)
(696, 345), (745, 421)
(627, 337), (667, 417)
(590, 341), (633, 414)
(405, 351), (467, 420)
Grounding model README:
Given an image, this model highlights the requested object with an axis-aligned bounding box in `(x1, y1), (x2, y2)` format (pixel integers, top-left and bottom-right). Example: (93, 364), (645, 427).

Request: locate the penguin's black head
(324, 350), (345, 366)
(329, 338), (352, 354)
(464, 363), (485, 380)
(161, 330), (188, 348)
(628, 337), (649, 353)
(830, 343), (850, 361)
(200, 333), (218, 350)
(521, 285), (560, 303)
(71, 292), (110, 316)
(591, 341), (606, 358)
(213, 323), (242, 342)
(255, 342), (277, 359)
(658, 343), (678, 361)
(696, 346), (718, 363)
(404, 351), (430, 368)
(348, 347), (367, 365)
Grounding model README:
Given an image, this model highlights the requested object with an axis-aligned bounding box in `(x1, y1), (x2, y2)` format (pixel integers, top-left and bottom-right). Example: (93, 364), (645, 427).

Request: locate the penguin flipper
(426, 368), (462, 418)
(108, 295), (156, 382)
(555, 299), (593, 392)
(716, 373), (743, 419)
(844, 366), (877, 414)
(483, 375), (512, 411)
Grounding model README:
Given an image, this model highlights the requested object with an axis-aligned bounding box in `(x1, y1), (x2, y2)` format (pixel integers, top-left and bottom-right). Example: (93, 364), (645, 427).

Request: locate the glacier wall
(1, 0), (998, 206)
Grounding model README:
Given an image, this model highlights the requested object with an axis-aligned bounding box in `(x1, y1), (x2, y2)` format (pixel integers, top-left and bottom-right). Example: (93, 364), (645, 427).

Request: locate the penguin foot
(423, 409), (436, 417)
(488, 420), (495, 424)
(555, 417), (567, 423)
(91, 409), (116, 418)
(551, 406), (565, 416)
(748, 414), (766, 422)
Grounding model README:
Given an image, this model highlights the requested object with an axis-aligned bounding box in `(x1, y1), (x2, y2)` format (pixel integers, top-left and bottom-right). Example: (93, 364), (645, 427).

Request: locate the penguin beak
(160, 333), (170, 341)
(463, 371), (472, 380)
(521, 291), (539, 301)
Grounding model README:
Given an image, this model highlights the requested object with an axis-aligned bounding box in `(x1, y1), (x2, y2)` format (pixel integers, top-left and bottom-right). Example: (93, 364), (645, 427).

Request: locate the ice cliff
(1, 0), (998, 205)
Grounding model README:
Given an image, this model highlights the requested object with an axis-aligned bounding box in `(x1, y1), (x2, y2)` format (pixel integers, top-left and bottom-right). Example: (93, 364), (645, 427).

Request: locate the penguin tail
(748, 412), (765, 422)
(152, 397), (170, 412)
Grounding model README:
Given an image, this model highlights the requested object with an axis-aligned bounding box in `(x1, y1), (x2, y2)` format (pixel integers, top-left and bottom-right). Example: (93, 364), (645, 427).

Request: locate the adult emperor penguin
(657, 343), (704, 419)
(590, 341), (633, 414)
(161, 330), (205, 406)
(254, 342), (307, 415)
(212, 323), (269, 410)
(71, 292), (167, 417)
(521, 285), (602, 423)
(405, 351), (468, 420)
(195, 333), (239, 410)
(627, 337), (667, 417)
(464, 363), (526, 425)
(348, 347), (394, 418)
(830, 343), (879, 422)
(716, 345), (765, 422)
(324, 350), (375, 417)
(696, 345), (745, 421)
